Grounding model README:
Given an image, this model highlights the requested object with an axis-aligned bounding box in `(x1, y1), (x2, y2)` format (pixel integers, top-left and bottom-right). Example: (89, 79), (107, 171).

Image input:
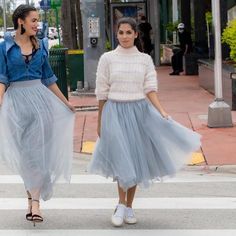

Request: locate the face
(18, 11), (39, 36)
(117, 23), (138, 48)
(178, 28), (184, 34)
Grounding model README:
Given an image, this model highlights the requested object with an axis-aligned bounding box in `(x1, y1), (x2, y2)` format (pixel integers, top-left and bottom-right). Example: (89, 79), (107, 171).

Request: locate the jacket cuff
(41, 74), (58, 87)
(0, 74), (9, 86)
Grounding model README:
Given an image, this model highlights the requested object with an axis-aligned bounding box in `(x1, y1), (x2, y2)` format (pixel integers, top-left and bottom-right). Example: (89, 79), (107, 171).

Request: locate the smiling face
(18, 11), (39, 36)
(117, 23), (138, 48)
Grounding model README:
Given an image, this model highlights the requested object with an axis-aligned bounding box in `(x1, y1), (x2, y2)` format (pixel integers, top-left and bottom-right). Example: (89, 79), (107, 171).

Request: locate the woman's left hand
(161, 111), (169, 119)
(67, 103), (76, 113)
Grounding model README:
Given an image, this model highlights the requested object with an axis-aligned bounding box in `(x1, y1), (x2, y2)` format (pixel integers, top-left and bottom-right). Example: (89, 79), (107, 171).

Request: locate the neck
(116, 45), (138, 53)
(15, 31), (31, 44)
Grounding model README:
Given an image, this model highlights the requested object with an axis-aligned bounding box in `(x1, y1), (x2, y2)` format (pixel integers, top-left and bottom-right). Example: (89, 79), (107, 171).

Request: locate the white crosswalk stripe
(0, 230), (236, 236)
(1, 197), (236, 210)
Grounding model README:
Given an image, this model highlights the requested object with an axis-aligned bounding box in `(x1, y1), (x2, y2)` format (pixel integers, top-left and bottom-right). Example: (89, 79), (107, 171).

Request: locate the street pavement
(0, 66), (236, 235)
(0, 153), (236, 236)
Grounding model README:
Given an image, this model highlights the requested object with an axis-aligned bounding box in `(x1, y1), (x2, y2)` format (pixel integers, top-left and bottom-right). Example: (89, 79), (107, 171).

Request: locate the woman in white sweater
(89, 17), (201, 227)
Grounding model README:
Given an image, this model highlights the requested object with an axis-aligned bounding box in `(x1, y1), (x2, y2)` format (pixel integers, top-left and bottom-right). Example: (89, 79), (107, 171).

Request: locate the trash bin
(67, 50), (84, 91)
(49, 48), (68, 99)
(184, 53), (199, 75)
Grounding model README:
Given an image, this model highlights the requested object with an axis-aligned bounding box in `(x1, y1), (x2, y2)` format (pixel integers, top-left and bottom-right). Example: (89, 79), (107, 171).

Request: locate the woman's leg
(118, 184), (126, 205)
(125, 185), (137, 224)
(30, 189), (43, 219)
(126, 185), (137, 208)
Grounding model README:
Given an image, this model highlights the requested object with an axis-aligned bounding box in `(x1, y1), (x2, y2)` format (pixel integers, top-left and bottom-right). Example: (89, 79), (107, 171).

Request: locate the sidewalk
(69, 66), (236, 166)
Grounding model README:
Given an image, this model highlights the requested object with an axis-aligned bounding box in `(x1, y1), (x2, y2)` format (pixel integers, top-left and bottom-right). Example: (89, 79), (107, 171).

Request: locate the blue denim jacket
(0, 33), (57, 87)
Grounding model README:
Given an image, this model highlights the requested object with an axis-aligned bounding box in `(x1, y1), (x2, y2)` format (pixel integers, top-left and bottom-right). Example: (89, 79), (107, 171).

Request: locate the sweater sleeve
(95, 54), (110, 100)
(143, 55), (158, 94)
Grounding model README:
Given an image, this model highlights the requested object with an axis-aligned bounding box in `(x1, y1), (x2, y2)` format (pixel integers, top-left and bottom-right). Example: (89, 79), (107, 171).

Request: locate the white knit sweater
(95, 45), (158, 101)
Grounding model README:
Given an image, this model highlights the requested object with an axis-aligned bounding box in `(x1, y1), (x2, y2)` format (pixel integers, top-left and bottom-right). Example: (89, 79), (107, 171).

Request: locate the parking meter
(88, 16), (100, 47)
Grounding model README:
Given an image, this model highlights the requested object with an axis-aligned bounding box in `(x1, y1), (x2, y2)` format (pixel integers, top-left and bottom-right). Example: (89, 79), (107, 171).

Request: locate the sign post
(51, 0), (62, 45)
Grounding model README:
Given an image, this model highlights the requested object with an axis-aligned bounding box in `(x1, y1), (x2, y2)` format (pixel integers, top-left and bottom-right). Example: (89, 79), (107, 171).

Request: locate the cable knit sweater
(95, 45), (157, 101)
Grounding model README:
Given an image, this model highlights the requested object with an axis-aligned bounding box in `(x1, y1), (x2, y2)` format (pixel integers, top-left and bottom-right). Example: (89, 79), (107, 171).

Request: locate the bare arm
(0, 83), (6, 106)
(146, 91), (169, 119)
(97, 100), (107, 137)
(48, 83), (75, 112)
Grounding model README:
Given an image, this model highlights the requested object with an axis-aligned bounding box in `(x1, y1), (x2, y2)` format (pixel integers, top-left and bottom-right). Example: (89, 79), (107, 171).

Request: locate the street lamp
(207, 0), (233, 127)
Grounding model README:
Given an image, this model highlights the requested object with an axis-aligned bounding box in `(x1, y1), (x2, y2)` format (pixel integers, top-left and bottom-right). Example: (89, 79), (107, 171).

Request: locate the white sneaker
(111, 204), (126, 227)
(124, 207), (137, 224)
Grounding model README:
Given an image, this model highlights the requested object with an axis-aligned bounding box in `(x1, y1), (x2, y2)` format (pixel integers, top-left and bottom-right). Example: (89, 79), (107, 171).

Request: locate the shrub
(222, 19), (236, 62)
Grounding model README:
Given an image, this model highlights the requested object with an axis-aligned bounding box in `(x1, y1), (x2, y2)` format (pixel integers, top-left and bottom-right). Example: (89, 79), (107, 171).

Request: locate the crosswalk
(0, 156), (236, 236)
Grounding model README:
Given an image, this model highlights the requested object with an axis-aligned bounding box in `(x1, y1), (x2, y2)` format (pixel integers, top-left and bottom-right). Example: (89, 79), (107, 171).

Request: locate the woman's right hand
(97, 123), (101, 137)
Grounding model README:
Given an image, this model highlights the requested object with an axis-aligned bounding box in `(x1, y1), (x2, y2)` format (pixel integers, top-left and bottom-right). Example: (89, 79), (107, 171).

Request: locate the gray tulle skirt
(89, 99), (201, 191)
(0, 80), (75, 200)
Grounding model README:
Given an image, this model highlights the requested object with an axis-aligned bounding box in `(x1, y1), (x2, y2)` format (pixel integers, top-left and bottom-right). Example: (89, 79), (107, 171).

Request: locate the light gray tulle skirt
(89, 99), (201, 191)
(0, 80), (75, 200)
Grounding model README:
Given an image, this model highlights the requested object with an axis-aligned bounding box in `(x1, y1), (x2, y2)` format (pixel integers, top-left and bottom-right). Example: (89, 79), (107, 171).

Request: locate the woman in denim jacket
(0, 5), (75, 225)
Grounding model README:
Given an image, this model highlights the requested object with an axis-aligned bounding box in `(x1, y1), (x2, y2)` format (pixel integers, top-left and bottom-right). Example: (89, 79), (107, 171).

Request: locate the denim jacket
(0, 32), (57, 87)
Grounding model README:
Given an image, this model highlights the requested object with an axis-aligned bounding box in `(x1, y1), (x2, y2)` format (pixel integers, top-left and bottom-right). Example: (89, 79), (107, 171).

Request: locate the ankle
(118, 200), (126, 206)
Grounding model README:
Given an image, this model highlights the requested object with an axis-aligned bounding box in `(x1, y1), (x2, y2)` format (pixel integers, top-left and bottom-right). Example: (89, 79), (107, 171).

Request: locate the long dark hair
(12, 4), (39, 49)
(117, 17), (143, 52)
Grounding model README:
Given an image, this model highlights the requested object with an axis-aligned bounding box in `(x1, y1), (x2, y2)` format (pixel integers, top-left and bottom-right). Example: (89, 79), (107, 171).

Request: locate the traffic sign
(39, 0), (51, 11)
(51, 0), (61, 9)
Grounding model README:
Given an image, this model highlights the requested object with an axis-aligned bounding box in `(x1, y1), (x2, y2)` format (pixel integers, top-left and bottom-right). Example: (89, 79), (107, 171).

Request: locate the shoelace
(126, 208), (135, 218)
(114, 205), (125, 218)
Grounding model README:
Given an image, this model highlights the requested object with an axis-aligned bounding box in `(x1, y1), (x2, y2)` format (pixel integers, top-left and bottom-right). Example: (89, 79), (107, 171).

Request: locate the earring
(20, 24), (26, 35)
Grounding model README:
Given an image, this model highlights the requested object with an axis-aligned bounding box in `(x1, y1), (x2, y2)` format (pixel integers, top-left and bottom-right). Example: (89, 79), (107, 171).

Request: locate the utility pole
(26, 0), (30, 4)
(207, 0), (233, 127)
(80, 0), (105, 90)
(3, 0), (7, 32)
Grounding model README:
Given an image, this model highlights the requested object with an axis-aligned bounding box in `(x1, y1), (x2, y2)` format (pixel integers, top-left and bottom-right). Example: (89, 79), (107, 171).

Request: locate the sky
(16, 0), (39, 7)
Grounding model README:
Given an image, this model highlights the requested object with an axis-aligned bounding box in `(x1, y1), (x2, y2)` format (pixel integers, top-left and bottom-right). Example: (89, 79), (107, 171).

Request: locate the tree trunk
(61, 0), (77, 49)
(76, 0), (83, 49)
(71, 0), (78, 49)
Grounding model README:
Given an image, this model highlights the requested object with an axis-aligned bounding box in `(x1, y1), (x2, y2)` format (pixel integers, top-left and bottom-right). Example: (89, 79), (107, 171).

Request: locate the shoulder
(99, 50), (115, 62)
(138, 52), (153, 64)
(0, 41), (6, 53)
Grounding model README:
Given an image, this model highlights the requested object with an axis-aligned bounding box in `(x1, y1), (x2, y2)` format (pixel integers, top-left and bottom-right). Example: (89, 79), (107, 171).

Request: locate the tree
(61, 0), (83, 49)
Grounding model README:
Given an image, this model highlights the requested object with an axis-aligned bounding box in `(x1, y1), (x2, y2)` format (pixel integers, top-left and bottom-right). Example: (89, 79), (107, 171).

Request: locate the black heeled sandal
(32, 199), (43, 226)
(26, 198), (33, 221)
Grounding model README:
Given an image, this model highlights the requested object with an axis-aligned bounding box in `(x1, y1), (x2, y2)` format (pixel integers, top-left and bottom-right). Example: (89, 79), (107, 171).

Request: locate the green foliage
(205, 11), (213, 26)
(0, 18), (3, 28)
(222, 19), (236, 62)
(105, 40), (111, 51)
(50, 44), (64, 49)
(165, 21), (179, 32)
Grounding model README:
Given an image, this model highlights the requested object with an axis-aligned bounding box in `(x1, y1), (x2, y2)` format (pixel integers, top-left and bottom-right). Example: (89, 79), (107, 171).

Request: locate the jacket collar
(4, 32), (16, 53)
(4, 32), (41, 53)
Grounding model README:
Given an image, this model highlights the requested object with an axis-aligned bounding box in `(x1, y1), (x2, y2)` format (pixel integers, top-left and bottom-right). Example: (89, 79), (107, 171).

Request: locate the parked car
(0, 31), (4, 42)
(48, 27), (58, 39)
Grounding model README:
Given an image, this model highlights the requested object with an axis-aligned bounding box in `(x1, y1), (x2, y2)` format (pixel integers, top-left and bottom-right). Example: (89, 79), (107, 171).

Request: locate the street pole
(149, 0), (160, 66)
(26, 0), (30, 4)
(3, 0), (7, 32)
(172, 0), (178, 44)
(207, 0), (233, 127)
